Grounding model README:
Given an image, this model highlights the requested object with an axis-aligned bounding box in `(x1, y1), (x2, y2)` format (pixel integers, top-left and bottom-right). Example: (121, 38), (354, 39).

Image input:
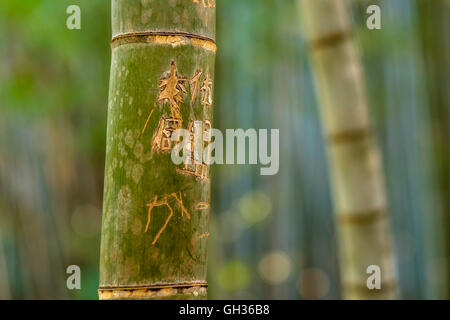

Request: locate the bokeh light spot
(239, 190), (272, 226)
(258, 251), (292, 285)
(71, 204), (101, 238)
(218, 260), (251, 292)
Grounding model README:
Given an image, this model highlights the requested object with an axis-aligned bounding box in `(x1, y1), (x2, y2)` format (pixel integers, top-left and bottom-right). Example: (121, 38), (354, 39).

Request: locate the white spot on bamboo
(117, 185), (132, 212)
(125, 130), (135, 148)
(133, 142), (144, 159)
(132, 163), (144, 184)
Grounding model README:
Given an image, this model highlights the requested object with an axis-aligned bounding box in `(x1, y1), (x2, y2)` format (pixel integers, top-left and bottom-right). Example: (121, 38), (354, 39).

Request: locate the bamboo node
(337, 207), (388, 225)
(310, 29), (353, 51)
(111, 31), (217, 53)
(98, 283), (208, 300)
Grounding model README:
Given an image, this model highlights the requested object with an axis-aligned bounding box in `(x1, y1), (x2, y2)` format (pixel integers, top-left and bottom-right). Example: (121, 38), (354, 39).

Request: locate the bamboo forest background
(0, 0), (449, 299)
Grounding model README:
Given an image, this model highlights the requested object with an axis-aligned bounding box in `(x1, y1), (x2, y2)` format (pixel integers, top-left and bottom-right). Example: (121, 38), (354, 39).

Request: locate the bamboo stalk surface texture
(99, 0), (216, 300)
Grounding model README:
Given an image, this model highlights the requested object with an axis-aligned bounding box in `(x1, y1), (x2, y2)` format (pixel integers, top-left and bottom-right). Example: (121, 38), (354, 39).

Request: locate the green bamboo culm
(300, 0), (397, 299)
(99, 0), (216, 300)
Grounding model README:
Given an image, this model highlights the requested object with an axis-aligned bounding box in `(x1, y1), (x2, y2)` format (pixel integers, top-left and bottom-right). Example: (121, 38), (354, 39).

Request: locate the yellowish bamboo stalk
(300, 0), (397, 299)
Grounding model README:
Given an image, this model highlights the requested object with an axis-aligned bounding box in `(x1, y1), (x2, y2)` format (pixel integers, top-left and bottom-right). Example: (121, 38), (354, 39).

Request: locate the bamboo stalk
(300, 0), (397, 299)
(99, 0), (216, 300)
(417, 0), (450, 299)
(0, 231), (11, 299)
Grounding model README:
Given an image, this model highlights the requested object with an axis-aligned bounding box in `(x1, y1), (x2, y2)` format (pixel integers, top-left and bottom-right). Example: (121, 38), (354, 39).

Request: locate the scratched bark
(300, 0), (397, 299)
(99, 0), (216, 300)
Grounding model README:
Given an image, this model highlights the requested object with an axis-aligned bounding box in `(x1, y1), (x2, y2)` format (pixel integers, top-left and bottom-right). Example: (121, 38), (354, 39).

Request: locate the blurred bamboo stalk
(300, 0), (397, 299)
(0, 118), (77, 299)
(417, 0), (450, 298)
(0, 233), (11, 299)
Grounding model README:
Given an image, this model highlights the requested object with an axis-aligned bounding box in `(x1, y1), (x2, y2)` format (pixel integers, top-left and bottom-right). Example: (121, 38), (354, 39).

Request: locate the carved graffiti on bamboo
(150, 61), (213, 156)
(195, 202), (210, 210)
(193, 0), (215, 7)
(192, 0), (216, 26)
(144, 192), (191, 245)
(201, 72), (213, 112)
(151, 61), (186, 153)
(143, 61), (212, 243)
(189, 69), (202, 106)
(176, 119), (211, 180)
(152, 117), (183, 153)
(158, 61), (188, 120)
(198, 232), (210, 239)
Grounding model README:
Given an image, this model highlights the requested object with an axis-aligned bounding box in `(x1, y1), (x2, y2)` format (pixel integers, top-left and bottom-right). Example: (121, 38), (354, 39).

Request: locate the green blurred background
(0, 0), (449, 299)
